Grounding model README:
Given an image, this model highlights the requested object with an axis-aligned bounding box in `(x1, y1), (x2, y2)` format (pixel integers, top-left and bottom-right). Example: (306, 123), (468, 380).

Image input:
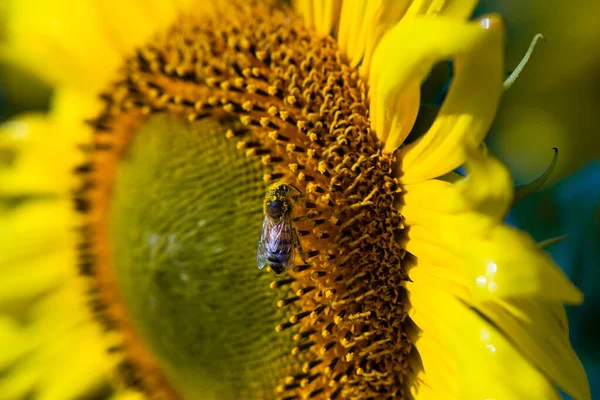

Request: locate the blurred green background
(482, 0), (600, 184)
(1, 0), (598, 398)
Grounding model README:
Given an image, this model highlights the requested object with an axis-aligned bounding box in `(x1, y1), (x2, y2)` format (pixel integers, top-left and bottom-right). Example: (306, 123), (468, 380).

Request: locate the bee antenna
(289, 183), (304, 195)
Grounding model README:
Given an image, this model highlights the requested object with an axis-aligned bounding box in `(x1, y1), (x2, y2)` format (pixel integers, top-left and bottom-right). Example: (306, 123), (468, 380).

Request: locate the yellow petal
(404, 0), (477, 19)
(0, 249), (72, 304)
(295, 0), (316, 30)
(409, 258), (590, 399)
(303, 0), (477, 76)
(465, 224), (582, 304)
(358, 1), (414, 75)
(338, 1), (411, 69)
(0, 365), (38, 399)
(457, 145), (514, 218)
(380, 15), (503, 178)
(2, 0), (121, 90)
(0, 87), (102, 196)
(295, 0), (477, 77)
(112, 390), (148, 400)
(401, 179), (454, 210)
(0, 316), (32, 370)
(337, 0), (369, 65)
(407, 256), (470, 302)
(411, 384), (456, 400)
(410, 329), (459, 399)
(87, 0), (183, 54)
(295, 0), (344, 37)
(1, 116), (75, 196)
(1, 0), (201, 91)
(408, 286), (562, 399)
(405, 209), (583, 304)
(34, 322), (114, 400)
(0, 282), (116, 400)
(316, 0), (343, 36)
(402, 226), (464, 271)
(50, 86), (100, 146)
(0, 199), (75, 265)
(477, 298), (591, 400)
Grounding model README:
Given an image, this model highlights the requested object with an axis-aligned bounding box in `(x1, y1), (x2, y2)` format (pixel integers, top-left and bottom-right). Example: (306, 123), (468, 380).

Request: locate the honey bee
(257, 182), (305, 274)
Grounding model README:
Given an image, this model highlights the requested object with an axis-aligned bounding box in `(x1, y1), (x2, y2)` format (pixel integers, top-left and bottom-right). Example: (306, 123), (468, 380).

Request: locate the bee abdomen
(269, 261), (286, 275)
(267, 252), (291, 275)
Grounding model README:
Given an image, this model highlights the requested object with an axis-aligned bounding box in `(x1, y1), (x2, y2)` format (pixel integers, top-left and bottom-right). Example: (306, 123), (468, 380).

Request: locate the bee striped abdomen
(265, 238), (294, 274)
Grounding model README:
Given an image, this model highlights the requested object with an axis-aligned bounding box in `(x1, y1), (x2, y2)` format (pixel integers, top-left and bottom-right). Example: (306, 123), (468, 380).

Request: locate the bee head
(264, 182), (298, 220)
(267, 199), (285, 219)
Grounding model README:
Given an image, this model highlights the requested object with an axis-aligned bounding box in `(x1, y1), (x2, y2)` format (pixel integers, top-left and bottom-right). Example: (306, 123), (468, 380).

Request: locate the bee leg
(291, 193), (306, 202)
(289, 184), (305, 198)
(293, 228), (308, 263)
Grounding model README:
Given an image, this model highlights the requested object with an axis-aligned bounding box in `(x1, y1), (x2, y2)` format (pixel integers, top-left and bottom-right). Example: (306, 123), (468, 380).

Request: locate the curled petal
(513, 147), (558, 204)
(379, 15), (503, 177)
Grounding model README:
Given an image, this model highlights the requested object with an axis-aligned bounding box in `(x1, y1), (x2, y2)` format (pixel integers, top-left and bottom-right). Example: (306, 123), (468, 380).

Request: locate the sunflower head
(0, 1), (591, 400)
(80, 4), (412, 398)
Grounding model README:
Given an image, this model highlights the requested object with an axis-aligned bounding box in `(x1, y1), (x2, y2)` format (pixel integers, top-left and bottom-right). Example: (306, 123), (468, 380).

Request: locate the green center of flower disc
(108, 114), (293, 398)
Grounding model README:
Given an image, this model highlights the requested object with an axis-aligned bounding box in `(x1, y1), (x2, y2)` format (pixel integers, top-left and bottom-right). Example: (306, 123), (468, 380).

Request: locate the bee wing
(257, 215), (271, 269)
(256, 215), (295, 270)
(273, 217), (295, 270)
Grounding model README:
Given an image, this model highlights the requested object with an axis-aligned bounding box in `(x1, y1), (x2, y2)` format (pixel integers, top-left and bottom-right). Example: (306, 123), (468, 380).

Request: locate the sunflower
(0, 1), (591, 399)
